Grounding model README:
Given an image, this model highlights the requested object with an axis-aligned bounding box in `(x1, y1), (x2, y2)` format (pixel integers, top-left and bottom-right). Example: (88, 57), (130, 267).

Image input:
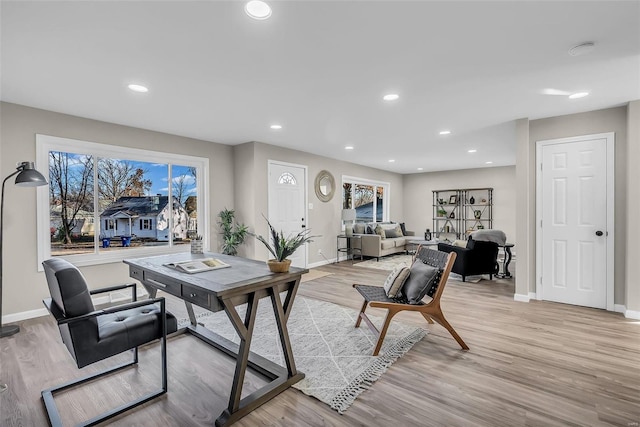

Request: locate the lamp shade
(341, 208), (356, 221)
(14, 162), (47, 187)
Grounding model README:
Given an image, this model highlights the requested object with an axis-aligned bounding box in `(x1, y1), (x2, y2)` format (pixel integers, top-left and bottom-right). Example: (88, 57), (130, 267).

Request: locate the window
(37, 135), (209, 267)
(342, 176), (389, 223)
(277, 172), (297, 185)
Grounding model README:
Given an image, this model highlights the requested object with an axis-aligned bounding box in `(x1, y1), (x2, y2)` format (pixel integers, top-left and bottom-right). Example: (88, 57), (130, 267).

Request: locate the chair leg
(462, 275), (466, 282)
(355, 300), (368, 328)
(419, 312), (435, 324)
(429, 310), (469, 350)
(372, 308), (400, 356)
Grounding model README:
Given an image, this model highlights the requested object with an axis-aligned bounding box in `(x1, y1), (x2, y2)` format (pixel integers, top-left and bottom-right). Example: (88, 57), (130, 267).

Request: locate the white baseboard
(529, 292), (538, 300)
(2, 286), (149, 324)
(624, 309), (640, 320)
(513, 293), (530, 302)
(614, 304), (626, 314)
(308, 258), (336, 269)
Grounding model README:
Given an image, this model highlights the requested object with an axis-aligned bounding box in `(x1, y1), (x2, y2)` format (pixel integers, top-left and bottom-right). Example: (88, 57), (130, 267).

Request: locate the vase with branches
(217, 208), (248, 256)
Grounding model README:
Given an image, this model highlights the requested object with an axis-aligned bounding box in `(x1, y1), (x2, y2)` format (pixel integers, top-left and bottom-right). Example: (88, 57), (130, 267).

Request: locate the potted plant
(218, 208), (249, 256)
(254, 216), (314, 273)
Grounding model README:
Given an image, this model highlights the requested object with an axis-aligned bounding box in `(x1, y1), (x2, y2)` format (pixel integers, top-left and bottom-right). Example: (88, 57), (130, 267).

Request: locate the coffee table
(407, 239), (439, 254)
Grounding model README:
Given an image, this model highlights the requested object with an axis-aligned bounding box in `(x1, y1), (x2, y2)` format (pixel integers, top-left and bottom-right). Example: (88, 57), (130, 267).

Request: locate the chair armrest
(89, 283), (136, 295)
(49, 297), (166, 326)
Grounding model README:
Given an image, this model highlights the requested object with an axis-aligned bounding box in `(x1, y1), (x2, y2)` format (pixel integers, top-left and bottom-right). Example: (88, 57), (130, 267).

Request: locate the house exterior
(99, 195), (189, 241)
(49, 206), (95, 237)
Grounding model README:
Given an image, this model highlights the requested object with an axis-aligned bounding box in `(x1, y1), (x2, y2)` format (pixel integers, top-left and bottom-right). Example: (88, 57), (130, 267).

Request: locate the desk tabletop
(124, 252), (307, 299)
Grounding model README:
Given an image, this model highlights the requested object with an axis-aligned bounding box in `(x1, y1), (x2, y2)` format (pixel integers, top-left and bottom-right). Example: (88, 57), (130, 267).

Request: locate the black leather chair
(437, 238), (499, 281)
(41, 258), (178, 426)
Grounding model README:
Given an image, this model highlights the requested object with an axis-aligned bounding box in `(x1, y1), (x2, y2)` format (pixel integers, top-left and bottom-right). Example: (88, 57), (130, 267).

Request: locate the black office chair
(41, 258), (177, 426)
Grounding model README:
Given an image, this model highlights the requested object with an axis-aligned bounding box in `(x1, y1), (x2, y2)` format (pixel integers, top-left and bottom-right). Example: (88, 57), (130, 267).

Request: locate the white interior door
(538, 134), (613, 309)
(268, 161), (307, 268)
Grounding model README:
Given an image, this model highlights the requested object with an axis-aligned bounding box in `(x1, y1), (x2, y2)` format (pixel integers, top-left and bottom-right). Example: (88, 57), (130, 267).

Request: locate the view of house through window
(39, 135), (206, 262)
(342, 178), (389, 223)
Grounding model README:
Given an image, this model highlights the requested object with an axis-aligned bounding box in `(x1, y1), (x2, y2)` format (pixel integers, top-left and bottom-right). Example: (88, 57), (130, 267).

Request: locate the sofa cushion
(383, 266), (411, 298)
(402, 260), (440, 304)
(380, 239), (395, 250)
(375, 225), (386, 240)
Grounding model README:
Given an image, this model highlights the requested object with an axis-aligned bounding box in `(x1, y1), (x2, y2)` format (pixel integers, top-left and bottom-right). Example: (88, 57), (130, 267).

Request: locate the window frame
(341, 175), (390, 223)
(36, 134), (209, 269)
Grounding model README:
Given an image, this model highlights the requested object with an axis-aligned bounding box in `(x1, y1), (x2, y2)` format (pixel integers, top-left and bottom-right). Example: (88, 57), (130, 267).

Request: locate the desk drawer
(182, 283), (209, 307)
(142, 271), (181, 297)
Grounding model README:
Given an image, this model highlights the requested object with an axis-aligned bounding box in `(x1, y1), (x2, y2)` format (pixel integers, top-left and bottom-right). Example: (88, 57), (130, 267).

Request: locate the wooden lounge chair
(353, 246), (469, 355)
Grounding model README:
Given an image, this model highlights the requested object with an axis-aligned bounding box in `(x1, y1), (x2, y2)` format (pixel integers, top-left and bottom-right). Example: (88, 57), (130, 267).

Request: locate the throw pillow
(383, 266), (411, 298)
(353, 223), (366, 234)
(375, 225), (386, 239)
(384, 225), (404, 238)
(401, 260), (440, 304)
(399, 222), (407, 236)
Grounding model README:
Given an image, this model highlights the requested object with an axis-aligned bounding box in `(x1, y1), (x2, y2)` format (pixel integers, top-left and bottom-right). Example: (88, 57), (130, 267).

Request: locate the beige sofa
(352, 222), (415, 260)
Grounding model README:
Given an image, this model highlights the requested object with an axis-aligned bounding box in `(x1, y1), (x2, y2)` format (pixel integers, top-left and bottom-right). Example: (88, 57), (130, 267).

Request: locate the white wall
(403, 166), (516, 245)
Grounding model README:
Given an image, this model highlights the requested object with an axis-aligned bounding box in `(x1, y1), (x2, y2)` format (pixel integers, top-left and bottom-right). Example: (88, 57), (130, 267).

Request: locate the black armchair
(41, 258), (178, 426)
(437, 238), (499, 281)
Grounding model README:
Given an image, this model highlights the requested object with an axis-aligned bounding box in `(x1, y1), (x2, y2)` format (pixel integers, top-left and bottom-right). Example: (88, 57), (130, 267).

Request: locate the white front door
(268, 161), (307, 268)
(537, 133), (614, 309)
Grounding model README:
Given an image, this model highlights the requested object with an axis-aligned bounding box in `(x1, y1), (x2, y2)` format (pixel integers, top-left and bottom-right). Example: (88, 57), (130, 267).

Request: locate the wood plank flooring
(1, 261), (639, 426)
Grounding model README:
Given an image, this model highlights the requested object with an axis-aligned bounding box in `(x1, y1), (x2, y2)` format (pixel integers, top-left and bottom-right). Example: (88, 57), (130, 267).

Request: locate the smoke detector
(568, 42), (595, 57)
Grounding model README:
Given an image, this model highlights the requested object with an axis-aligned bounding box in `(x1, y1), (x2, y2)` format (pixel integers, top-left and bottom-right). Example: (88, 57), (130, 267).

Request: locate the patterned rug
(193, 296), (426, 413)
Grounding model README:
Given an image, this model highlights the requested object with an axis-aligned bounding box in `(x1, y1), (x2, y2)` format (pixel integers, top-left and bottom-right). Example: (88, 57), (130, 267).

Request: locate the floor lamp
(1, 161), (48, 338)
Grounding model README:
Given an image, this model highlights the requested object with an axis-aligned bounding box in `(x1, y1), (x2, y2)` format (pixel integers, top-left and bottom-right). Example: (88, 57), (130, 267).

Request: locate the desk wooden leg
(269, 282), (298, 377)
(184, 301), (197, 326)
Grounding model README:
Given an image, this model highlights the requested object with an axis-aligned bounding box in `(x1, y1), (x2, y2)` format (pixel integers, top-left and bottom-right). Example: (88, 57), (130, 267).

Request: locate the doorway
(536, 132), (614, 310)
(267, 160), (308, 268)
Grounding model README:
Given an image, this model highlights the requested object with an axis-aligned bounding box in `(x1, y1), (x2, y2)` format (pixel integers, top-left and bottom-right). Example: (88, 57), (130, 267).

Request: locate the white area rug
(193, 296), (426, 413)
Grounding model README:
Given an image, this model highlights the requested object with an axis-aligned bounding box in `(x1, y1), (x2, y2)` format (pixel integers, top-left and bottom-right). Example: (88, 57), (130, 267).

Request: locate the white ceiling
(2, 1), (639, 174)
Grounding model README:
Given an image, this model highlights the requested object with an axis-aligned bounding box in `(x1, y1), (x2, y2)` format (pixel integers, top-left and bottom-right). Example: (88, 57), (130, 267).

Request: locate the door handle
(595, 230), (603, 236)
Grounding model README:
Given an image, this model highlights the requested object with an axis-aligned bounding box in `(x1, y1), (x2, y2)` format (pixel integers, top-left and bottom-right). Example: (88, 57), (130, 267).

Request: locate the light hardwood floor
(1, 262), (639, 426)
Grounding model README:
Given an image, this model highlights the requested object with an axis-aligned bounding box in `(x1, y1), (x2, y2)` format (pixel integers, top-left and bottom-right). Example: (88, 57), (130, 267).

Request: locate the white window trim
(341, 175), (391, 222)
(36, 134), (209, 270)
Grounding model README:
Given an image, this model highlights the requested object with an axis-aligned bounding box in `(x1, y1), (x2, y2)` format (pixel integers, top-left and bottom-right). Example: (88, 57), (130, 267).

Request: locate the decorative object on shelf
(255, 216), (314, 273)
(342, 208), (356, 237)
(437, 208), (447, 217)
(424, 229), (432, 241)
(448, 195), (457, 204)
(477, 225), (485, 229)
(469, 196), (475, 205)
(190, 235), (204, 254)
(474, 210), (482, 219)
(481, 198), (487, 203)
(314, 170), (335, 202)
(449, 211), (455, 219)
(1, 161), (48, 338)
(218, 208), (248, 256)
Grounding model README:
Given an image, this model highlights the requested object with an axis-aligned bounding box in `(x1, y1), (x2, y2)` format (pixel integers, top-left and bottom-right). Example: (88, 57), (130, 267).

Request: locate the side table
(497, 243), (514, 279)
(336, 234), (362, 263)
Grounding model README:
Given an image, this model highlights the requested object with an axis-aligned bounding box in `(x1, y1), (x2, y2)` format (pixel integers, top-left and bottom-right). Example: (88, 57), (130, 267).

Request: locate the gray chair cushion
(402, 259), (440, 304)
(43, 258), (95, 317)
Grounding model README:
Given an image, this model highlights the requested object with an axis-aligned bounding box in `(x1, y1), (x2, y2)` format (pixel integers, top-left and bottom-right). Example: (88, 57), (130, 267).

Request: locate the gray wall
(235, 142), (406, 265)
(518, 106), (632, 308)
(626, 101), (640, 313)
(403, 166), (516, 245)
(0, 102), (234, 315)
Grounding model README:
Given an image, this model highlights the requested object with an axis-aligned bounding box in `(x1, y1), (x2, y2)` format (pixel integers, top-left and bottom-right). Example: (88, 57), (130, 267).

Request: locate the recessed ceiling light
(128, 84), (148, 93)
(569, 92), (589, 99)
(383, 94), (399, 101)
(345, 146), (354, 150)
(541, 88), (570, 96)
(468, 149), (477, 153)
(270, 124), (282, 130)
(485, 161), (493, 164)
(439, 130), (451, 135)
(417, 167), (423, 171)
(245, 0), (272, 20)
(388, 159), (395, 163)
(568, 42), (595, 57)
